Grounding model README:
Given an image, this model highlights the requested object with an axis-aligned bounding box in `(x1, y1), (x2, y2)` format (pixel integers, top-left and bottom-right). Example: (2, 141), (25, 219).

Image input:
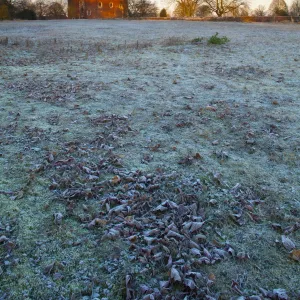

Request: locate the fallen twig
(0, 190), (16, 195)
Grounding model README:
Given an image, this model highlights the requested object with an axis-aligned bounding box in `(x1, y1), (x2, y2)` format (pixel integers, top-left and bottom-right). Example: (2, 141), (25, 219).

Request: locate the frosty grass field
(0, 20), (299, 299)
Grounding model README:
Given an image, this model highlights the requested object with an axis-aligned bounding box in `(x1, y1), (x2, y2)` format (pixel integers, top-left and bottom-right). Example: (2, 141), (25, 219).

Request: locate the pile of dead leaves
(40, 141), (269, 299)
(24, 137), (298, 299)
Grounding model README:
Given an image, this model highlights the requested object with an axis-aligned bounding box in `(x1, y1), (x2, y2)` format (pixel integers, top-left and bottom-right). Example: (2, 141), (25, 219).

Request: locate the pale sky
(156, 0), (294, 12)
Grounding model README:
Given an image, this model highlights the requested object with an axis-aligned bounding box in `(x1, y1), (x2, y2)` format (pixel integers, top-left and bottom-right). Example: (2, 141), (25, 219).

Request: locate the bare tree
(204, 0), (246, 17)
(268, 0), (288, 15)
(196, 3), (211, 16)
(128, 0), (158, 17)
(252, 5), (266, 16)
(13, 0), (32, 11)
(229, 1), (249, 15)
(173, 0), (202, 17)
(290, 0), (300, 16)
(46, 1), (66, 18)
(239, 4), (249, 15)
(34, 0), (47, 19)
(13, 0), (37, 19)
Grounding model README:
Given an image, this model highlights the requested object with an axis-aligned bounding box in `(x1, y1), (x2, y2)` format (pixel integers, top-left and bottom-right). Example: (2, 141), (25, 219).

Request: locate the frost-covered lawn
(0, 20), (299, 299)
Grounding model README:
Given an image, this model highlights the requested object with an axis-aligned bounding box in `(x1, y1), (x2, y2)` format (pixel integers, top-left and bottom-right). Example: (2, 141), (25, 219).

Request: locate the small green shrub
(208, 32), (230, 45)
(16, 9), (37, 20)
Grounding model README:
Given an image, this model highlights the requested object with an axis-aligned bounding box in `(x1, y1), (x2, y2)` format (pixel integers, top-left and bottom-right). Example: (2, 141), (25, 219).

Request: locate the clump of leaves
(191, 37), (203, 44)
(162, 37), (185, 46)
(208, 32), (230, 45)
(0, 37), (8, 46)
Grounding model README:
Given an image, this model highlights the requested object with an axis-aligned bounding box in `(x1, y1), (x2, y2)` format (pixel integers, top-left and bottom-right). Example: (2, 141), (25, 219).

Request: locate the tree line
(0, 0), (299, 20)
(172, 0), (300, 18)
(0, 0), (66, 20)
(129, 0), (300, 18)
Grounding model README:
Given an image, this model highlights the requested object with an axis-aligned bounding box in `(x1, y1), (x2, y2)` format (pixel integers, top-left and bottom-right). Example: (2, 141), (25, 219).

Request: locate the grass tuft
(208, 32), (230, 45)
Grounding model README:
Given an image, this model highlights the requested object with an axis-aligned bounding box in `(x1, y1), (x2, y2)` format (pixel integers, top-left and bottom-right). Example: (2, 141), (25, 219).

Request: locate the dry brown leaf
(166, 255), (172, 268)
(203, 248), (212, 259)
(140, 284), (152, 294)
(284, 222), (300, 235)
(43, 262), (56, 275)
(190, 221), (205, 233)
(12, 190), (24, 200)
(109, 204), (127, 215)
(272, 223), (283, 232)
(206, 105), (217, 111)
(5, 241), (16, 252)
(198, 257), (210, 264)
(189, 240), (200, 249)
(126, 275), (134, 300)
(153, 204), (168, 213)
(273, 288), (288, 300)
(88, 175), (99, 181)
(170, 267), (181, 282)
(53, 272), (63, 281)
(166, 230), (184, 240)
(103, 228), (120, 240)
(142, 294), (155, 300)
(183, 221), (192, 231)
(128, 235), (137, 243)
(167, 223), (178, 231)
(47, 152), (54, 162)
(147, 184), (160, 192)
(184, 278), (196, 290)
(111, 175), (121, 184)
(186, 271), (202, 279)
(166, 200), (179, 209)
(54, 158), (74, 166)
(194, 234), (207, 242)
(236, 251), (250, 260)
(159, 280), (170, 289)
(227, 247), (235, 256)
(193, 153), (202, 159)
(209, 199), (218, 205)
(208, 273), (216, 281)
(82, 166), (92, 174)
(149, 144), (161, 151)
(153, 252), (163, 261)
(126, 274), (132, 287)
(30, 164), (45, 173)
(290, 249), (300, 262)
(53, 212), (63, 225)
(213, 248), (228, 258)
(144, 229), (160, 237)
(144, 236), (157, 245)
(190, 248), (201, 256)
(0, 236), (8, 243)
(88, 218), (107, 229)
(282, 235), (295, 251)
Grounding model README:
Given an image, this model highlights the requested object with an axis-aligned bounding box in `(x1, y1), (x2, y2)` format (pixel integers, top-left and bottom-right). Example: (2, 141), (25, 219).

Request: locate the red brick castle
(68, 0), (128, 18)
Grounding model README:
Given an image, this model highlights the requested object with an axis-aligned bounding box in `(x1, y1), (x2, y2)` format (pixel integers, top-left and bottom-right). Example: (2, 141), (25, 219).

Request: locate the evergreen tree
(159, 8), (167, 17)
